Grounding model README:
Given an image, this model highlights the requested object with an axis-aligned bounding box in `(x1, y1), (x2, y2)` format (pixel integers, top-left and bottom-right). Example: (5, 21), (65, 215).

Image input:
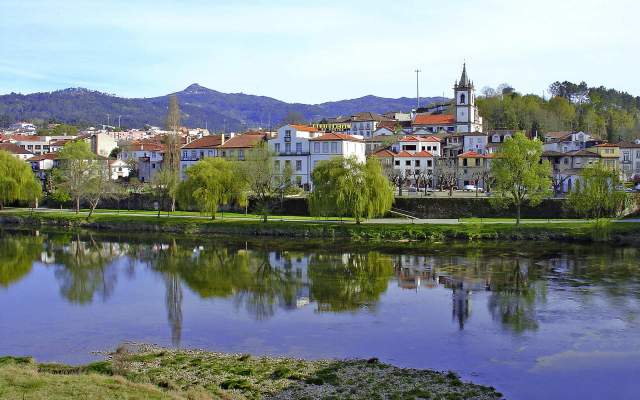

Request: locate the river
(0, 229), (638, 399)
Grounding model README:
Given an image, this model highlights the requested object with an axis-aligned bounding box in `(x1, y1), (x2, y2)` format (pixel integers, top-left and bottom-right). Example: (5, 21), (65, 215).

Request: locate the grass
(2, 208), (640, 244)
(459, 217), (590, 223)
(0, 348), (503, 400)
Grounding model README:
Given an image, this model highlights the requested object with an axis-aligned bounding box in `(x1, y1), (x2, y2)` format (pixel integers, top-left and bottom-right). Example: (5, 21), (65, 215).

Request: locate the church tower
(454, 63), (482, 133)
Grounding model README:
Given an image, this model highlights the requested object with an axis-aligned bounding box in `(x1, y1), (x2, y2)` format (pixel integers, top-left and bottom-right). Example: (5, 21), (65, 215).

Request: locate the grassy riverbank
(1, 209), (640, 244)
(0, 346), (502, 400)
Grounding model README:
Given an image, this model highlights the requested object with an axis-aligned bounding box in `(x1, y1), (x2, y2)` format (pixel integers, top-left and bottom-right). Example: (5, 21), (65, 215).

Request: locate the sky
(1, 0), (638, 103)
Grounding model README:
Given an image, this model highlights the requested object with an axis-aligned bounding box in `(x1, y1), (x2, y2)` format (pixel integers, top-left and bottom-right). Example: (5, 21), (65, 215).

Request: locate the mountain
(0, 84), (445, 131)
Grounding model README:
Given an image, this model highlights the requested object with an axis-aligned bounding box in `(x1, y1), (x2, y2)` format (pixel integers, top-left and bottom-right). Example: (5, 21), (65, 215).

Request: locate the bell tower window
(460, 93), (466, 104)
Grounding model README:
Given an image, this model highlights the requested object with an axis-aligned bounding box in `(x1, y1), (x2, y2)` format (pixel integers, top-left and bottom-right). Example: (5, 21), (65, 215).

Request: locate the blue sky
(1, 0), (638, 103)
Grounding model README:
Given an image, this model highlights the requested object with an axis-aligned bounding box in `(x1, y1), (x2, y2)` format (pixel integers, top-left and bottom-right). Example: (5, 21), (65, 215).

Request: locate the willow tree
(0, 150), (41, 209)
(177, 157), (247, 219)
(310, 157), (393, 223)
(566, 161), (629, 219)
(490, 132), (551, 224)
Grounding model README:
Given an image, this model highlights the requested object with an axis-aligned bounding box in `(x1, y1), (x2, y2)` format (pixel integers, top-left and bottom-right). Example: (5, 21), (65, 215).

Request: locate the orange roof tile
(218, 133), (266, 149)
(182, 135), (223, 149)
(412, 114), (455, 126)
(290, 124), (318, 132)
(372, 149), (395, 158)
(0, 143), (33, 155)
(459, 151), (485, 158)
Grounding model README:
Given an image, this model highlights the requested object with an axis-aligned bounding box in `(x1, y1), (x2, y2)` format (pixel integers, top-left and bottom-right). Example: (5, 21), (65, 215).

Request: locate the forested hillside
(477, 81), (640, 140)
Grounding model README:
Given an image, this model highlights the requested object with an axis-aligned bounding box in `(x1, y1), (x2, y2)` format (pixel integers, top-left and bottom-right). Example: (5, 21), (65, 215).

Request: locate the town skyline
(2, 0), (639, 103)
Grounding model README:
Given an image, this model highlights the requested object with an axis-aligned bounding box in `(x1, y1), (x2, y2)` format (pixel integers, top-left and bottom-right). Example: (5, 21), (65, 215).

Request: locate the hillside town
(1, 65), (638, 198)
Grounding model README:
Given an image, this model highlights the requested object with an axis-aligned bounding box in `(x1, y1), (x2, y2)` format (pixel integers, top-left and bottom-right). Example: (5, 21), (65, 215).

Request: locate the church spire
(458, 63), (470, 87)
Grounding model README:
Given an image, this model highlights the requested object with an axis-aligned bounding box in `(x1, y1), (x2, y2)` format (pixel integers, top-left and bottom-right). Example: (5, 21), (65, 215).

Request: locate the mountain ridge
(0, 84), (445, 131)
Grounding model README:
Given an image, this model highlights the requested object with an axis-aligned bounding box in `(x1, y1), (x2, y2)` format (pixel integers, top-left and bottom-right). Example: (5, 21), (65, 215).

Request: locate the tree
(239, 142), (276, 222)
(435, 158), (460, 196)
(0, 150), (41, 209)
(177, 158), (247, 219)
(151, 166), (180, 217)
(490, 132), (552, 224)
(309, 157), (393, 223)
(56, 141), (96, 213)
(566, 162), (629, 219)
(83, 160), (117, 219)
(275, 162), (297, 204)
(163, 96), (182, 211)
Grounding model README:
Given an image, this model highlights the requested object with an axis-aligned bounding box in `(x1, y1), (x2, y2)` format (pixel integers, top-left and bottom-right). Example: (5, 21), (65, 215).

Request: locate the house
(349, 112), (393, 138)
(463, 132), (488, 154)
(543, 149), (601, 193)
(542, 131), (597, 153)
(90, 133), (118, 157)
(218, 131), (267, 160)
(270, 125), (318, 188)
(108, 159), (130, 180)
(28, 153), (60, 185)
(308, 132), (365, 188)
(10, 135), (52, 155)
(118, 141), (165, 183)
(587, 143), (620, 170)
(618, 141), (640, 181)
(411, 114), (456, 133)
(390, 150), (435, 184)
(0, 142), (34, 160)
(390, 135), (441, 157)
(179, 134), (224, 175)
(457, 151), (492, 189)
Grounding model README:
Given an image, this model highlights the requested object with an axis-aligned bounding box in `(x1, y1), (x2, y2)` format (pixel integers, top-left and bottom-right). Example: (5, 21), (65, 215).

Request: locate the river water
(0, 230), (638, 399)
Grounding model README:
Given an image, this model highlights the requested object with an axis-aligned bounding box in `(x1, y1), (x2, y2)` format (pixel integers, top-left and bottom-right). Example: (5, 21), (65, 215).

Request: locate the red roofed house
(179, 134), (224, 176)
(349, 112), (394, 138)
(118, 141), (165, 182)
(0, 142), (34, 160)
(391, 135), (441, 157)
(218, 131), (267, 160)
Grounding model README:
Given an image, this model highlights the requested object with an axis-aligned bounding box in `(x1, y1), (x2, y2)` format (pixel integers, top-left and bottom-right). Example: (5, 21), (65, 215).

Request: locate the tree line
(478, 81), (640, 141)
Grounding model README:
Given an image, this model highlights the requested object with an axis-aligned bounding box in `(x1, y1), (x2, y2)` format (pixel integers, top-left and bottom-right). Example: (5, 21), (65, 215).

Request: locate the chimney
(220, 134), (225, 145)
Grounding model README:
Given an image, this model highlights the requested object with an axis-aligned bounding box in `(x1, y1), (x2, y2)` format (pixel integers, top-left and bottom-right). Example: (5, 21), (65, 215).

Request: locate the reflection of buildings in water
(395, 255), (438, 290)
(164, 273), (183, 347)
(269, 251), (310, 309)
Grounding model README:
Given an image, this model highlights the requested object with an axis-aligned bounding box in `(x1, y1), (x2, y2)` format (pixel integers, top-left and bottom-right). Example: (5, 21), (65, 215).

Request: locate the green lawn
(460, 217), (591, 223)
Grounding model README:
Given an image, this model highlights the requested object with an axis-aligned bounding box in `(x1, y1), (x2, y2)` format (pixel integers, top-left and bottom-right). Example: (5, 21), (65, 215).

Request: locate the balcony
(278, 151), (309, 156)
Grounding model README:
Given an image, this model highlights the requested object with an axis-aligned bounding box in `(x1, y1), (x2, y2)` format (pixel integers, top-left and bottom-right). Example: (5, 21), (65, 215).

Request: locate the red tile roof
(372, 149), (395, 158)
(594, 143), (618, 147)
(127, 142), (165, 152)
(290, 124), (319, 132)
(310, 133), (363, 142)
(413, 150), (434, 157)
(459, 151), (484, 158)
(10, 135), (47, 142)
(218, 133), (266, 149)
(412, 114), (455, 126)
(182, 135), (223, 149)
(28, 152), (60, 161)
(398, 135), (440, 142)
(0, 143), (33, 155)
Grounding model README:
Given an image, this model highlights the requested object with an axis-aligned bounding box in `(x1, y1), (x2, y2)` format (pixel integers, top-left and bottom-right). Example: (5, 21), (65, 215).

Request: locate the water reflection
(1, 231), (639, 346)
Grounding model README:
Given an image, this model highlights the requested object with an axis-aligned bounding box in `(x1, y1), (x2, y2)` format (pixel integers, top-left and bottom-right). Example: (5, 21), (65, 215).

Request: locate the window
(624, 151), (630, 162)
(427, 160), (432, 167)
(405, 160), (411, 166)
(330, 142), (337, 153)
(183, 151), (188, 158)
(415, 160), (421, 167)
(296, 160), (302, 171)
(395, 160), (400, 166)
(285, 160), (291, 168)
(199, 151), (204, 158)
(322, 142), (329, 153)
(238, 150), (244, 160)
(296, 142), (302, 153)
(314, 142), (320, 153)
(152, 163), (156, 169)
(275, 143), (280, 152)
(463, 159), (468, 167)
(285, 130), (291, 137)
(285, 143), (291, 153)
(460, 93), (466, 104)
(475, 159), (480, 166)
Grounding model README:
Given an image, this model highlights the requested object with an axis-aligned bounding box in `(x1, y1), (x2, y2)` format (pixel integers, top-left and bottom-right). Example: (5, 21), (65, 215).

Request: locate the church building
(411, 64), (483, 134)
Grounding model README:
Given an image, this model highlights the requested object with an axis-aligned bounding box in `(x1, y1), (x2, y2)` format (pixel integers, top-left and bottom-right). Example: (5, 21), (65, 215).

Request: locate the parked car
(463, 184), (483, 192)
(408, 186), (418, 192)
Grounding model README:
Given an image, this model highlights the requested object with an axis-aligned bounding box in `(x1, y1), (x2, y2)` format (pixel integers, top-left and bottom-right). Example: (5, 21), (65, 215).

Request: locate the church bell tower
(454, 63), (482, 133)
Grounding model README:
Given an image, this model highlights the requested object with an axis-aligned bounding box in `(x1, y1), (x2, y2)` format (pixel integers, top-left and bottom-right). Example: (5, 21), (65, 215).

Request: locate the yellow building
(587, 143), (620, 169)
(312, 117), (351, 133)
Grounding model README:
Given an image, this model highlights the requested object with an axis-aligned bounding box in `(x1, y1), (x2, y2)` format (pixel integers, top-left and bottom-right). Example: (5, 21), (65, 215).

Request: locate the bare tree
(436, 158), (460, 196)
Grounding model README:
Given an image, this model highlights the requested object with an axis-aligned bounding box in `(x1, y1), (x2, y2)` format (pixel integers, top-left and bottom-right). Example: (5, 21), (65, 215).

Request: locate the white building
(543, 131), (594, 153)
(90, 133), (118, 158)
(349, 112), (393, 138)
(390, 135), (441, 157)
(619, 140), (640, 181)
(108, 159), (130, 180)
(119, 142), (165, 183)
(269, 125), (366, 189)
(463, 132), (488, 154)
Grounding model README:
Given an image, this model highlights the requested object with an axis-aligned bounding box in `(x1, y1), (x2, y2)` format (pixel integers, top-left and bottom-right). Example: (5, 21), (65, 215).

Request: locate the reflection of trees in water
(486, 259), (545, 333)
(50, 234), (119, 304)
(0, 234), (42, 287)
(308, 252), (394, 312)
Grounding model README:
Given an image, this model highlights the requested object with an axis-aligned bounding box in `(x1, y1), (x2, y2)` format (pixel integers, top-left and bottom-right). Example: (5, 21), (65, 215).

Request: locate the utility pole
(415, 69), (421, 109)
(118, 115), (121, 129)
(106, 114), (110, 127)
